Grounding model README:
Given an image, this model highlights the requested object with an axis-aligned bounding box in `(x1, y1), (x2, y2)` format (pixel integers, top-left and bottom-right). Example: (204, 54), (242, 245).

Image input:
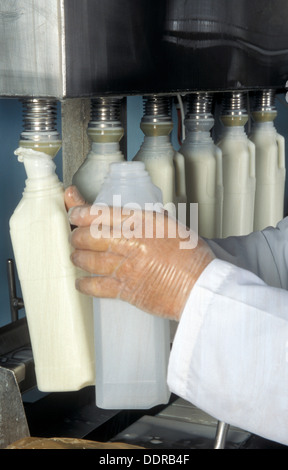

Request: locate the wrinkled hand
(65, 186), (215, 321)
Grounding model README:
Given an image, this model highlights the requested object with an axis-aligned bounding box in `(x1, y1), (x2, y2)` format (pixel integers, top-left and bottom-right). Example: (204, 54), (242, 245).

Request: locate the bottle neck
(24, 174), (62, 194)
(109, 161), (148, 179)
(184, 115), (214, 133)
(251, 120), (276, 133)
(184, 130), (213, 144)
(142, 135), (171, 147)
(14, 147), (62, 194)
(221, 125), (247, 139)
(90, 141), (121, 155)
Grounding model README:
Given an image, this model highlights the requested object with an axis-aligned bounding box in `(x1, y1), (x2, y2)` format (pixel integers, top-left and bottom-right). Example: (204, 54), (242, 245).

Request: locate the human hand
(65, 186), (215, 321)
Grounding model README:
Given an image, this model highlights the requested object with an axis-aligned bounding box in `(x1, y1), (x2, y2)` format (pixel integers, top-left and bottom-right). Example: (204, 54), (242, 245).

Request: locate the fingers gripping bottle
(179, 93), (223, 238)
(249, 90), (286, 231)
(9, 148), (95, 391)
(93, 161), (171, 409)
(217, 92), (256, 237)
(72, 97), (125, 203)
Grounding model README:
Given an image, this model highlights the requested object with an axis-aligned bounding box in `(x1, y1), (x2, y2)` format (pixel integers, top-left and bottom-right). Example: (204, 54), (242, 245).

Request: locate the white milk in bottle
(133, 96), (186, 219)
(72, 97), (125, 203)
(180, 93), (223, 238)
(93, 161), (171, 409)
(9, 148), (95, 391)
(249, 90), (286, 231)
(217, 92), (256, 237)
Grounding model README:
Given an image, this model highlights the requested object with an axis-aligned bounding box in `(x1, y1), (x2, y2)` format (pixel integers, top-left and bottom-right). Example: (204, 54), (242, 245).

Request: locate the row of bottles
(73, 95), (187, 217)
(73, 91), (285, 409)
(73, 90), (286, 241)
(9, 90), (286, 411)
(181, 89), (285, 237)
(10, 98), (171, 410)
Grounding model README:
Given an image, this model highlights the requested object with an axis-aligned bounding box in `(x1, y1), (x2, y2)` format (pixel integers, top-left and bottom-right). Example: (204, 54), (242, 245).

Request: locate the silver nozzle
(20, 99), (60, 142)
(142, 95), (172, 123)
(252, 89), (276, 113)
(89, 97), (123, 129)
(221, 91), (247, 118)
(186, 92), (213, 117)
(184, 92), (214, 132)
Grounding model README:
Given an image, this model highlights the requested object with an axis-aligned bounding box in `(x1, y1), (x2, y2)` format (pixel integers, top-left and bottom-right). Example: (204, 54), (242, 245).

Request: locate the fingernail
(70, 251), (76, 264)
(75, 278), (82, 291)
(68, 207), (74, 220)
(68, 207), (79, 224)
(66, 185), (85, 204)
(68, 205), (88, 223)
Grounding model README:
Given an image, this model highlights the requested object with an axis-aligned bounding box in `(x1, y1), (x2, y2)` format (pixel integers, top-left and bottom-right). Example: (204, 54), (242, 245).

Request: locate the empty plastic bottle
(93, 161), (171, 409)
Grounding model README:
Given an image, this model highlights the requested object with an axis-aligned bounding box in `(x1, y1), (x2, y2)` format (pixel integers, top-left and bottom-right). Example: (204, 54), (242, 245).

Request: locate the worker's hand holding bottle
(65, 185), (215, 321)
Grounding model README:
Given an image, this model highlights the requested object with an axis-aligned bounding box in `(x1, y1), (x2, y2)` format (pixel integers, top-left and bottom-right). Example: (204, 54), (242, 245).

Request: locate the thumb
(64, 185), (86, 211)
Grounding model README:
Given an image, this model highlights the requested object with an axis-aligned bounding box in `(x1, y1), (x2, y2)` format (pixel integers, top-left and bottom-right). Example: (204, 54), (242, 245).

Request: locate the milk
(72, 142), (124, 203)
(249, 113), (285, 231)
(180, 115), (223, 238)
(73, 122), (125, 203)
(9, 148), (95, 391)
(134, 121), (186, 220)
(217, 119), (256, 237)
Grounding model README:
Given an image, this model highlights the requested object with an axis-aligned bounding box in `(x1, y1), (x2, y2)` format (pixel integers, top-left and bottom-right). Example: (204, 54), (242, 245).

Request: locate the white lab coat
(167, 217), (288, 446)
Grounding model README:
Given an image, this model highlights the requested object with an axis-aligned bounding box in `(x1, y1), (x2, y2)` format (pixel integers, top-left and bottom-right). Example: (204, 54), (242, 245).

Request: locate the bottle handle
(215, 146), (224, 238)
(247, 139), (256, 178)
(276, 133), (286, 169)
(173, 151), (186, 202)
(215, 146), (223, 187)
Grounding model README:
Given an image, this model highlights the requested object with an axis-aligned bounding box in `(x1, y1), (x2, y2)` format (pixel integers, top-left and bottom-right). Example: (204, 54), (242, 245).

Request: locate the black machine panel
(64, 0), (288, 96)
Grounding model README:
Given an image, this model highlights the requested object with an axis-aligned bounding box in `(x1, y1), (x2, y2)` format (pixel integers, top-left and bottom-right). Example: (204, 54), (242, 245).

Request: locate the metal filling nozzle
(19, 98), (61, 157)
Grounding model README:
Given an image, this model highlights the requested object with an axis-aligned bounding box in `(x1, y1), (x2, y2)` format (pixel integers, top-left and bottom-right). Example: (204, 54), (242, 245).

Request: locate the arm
(205, 217), (288, 289)
(168, 258), (288, 446)
(65, 186), (288, 446)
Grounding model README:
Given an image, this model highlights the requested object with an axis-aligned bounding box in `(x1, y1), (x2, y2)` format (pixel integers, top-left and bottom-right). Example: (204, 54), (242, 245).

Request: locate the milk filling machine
(1, 0), (288, 449)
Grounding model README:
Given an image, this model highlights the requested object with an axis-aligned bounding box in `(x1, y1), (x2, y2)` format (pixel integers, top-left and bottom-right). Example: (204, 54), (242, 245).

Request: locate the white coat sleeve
(167, 220), (288, 446)
(205, 217), (288, 289)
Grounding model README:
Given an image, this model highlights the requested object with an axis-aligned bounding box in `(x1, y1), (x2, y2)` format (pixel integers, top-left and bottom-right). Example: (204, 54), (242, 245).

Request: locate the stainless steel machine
(1, 0), (288, 449)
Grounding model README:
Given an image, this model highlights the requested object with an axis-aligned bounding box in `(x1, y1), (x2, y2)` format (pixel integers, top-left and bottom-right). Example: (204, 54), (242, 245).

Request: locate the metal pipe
(214, 421), (230, 449)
